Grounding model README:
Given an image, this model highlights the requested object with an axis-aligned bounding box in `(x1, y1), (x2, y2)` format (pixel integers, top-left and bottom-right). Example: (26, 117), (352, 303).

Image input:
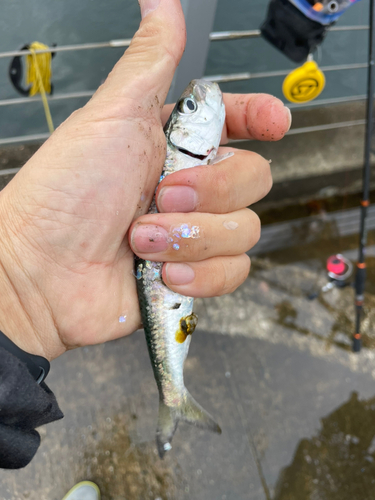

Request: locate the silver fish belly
(136, 80), (226, 458)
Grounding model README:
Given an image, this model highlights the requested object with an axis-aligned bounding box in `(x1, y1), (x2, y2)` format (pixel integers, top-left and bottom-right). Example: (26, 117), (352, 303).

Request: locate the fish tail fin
(156, 400), (179, 459)
(179, 391), (222, 434)
(156, 391), (221, 459)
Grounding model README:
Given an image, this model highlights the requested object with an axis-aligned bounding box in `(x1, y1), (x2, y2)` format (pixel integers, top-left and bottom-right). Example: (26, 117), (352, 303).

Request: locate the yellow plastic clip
(282, 60), (325, 104)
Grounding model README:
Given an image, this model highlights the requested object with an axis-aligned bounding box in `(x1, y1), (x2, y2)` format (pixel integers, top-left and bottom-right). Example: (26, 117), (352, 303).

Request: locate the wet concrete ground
(2, 231), (375, 500)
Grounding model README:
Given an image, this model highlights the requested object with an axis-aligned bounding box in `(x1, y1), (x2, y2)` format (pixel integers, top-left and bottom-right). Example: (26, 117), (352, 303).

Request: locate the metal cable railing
(0, 25), (370, 147)
(0, 25), (369, 58)
(0, 61), (369, 110)
(0, 90), (367, 110)
(203, 63), (368, 84)
(0, 119), (367, 151)
(210, 24), (369, 41)
(0, 39), (132, 59)
(0, 90), (95, 107)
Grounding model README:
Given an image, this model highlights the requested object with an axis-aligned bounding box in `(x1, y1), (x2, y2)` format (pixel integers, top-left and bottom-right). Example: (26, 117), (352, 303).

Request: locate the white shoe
(62, 481), (100, 500)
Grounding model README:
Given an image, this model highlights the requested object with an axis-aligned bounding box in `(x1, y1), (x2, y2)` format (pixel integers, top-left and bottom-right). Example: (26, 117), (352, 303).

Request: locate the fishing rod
(353, 0), (375, 352)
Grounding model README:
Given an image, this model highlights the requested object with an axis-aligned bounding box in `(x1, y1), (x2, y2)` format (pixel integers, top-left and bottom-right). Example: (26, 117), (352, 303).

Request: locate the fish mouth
(177, 146), (212, 161)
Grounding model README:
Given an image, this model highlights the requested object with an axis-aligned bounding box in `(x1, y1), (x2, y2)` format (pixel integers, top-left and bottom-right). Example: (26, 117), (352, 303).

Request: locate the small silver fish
(136, 80), (225, 458)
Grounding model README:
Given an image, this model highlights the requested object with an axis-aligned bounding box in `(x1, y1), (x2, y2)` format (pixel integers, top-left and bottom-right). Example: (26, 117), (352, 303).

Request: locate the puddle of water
(274, 392), (375, 500)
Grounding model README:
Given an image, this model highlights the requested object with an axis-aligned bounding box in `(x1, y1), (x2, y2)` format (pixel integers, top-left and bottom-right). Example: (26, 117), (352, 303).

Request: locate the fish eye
(178, 97), (198, 114)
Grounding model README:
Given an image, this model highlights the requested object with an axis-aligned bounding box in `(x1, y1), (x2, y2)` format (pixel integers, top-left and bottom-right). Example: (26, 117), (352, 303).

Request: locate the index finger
(161, 92), (291, 143)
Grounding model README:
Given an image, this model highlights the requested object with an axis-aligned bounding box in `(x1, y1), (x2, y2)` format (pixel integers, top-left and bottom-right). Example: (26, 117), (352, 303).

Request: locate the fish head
(166, 80), (225, 163)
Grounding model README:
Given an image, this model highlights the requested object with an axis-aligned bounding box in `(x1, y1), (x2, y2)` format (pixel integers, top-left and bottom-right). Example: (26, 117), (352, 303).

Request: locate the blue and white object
(289, 0), (362, 25)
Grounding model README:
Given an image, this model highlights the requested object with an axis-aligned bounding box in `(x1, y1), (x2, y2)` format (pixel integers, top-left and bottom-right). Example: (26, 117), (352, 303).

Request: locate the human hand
(0, 0), (291, 360)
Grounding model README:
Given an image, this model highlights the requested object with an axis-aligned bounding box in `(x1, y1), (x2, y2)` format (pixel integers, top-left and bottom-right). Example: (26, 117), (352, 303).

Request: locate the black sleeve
(0, 346), (63, 469)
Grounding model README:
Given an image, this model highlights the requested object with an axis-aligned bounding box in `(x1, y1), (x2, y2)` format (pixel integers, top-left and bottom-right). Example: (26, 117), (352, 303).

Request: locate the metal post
(166, 0), (219, 103)
(353, 0), (375, 352)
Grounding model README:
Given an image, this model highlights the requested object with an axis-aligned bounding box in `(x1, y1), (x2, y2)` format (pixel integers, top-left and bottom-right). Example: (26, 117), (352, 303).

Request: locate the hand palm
(3, 102), (166, 352)
(0, 1), (290, 360)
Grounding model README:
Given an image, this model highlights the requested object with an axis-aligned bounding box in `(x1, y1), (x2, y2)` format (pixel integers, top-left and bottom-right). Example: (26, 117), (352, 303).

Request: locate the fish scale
(135, 80), (226, 458)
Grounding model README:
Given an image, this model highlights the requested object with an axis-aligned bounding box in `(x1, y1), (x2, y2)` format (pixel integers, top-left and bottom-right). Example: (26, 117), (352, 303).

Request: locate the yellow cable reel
(283, 61), (325, 104)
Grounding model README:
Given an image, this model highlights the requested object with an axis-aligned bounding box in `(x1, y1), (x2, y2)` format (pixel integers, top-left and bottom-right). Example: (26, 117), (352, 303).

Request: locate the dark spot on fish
(175, 313), (198, 343)
(177, 146), (208, 162)
(170, 303), (181, 310)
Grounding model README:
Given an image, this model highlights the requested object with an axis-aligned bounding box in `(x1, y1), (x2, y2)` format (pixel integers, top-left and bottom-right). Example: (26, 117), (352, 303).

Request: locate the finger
(222, 93), (291, 142)
(90, 0), (186, 113)
(156, 147), (272, 214)
(161, 93), (291, 142)
(129, 209), (260, 262)
(162, 254), (251, 298)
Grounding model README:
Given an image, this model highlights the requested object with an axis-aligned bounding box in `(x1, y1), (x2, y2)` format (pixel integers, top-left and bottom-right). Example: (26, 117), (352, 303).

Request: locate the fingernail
(284, 106), (292, 131)
(158, 186), (198, 213)
(132, 224), (168, 253)
(165, 263), (195, 285)
(139, 0), (160, 19)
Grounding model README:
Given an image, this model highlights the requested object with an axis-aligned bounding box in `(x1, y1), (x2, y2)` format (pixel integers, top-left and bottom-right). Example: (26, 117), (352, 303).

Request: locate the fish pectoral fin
(156, 392), (221, 459)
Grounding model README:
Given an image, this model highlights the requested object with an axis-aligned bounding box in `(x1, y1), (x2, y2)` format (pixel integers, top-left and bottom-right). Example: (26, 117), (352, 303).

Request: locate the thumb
(93, 0), (186, 111)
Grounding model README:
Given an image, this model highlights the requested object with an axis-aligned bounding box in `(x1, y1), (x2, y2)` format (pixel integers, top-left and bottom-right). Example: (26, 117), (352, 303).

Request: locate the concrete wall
(0, 0), (370, 141)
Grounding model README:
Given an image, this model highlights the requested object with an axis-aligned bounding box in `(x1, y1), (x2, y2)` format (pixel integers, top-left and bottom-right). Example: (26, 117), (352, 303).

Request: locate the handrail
(0, 91), (367, 109)
(0, 26), (369, 59)
(0, 90), (95, 107)
(0, 24), (369, 147)
(0, 119), (366, 149)
(204, 63), (368, 83)
(209, 25), (369, 41)
(0, 39), (132, 59)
